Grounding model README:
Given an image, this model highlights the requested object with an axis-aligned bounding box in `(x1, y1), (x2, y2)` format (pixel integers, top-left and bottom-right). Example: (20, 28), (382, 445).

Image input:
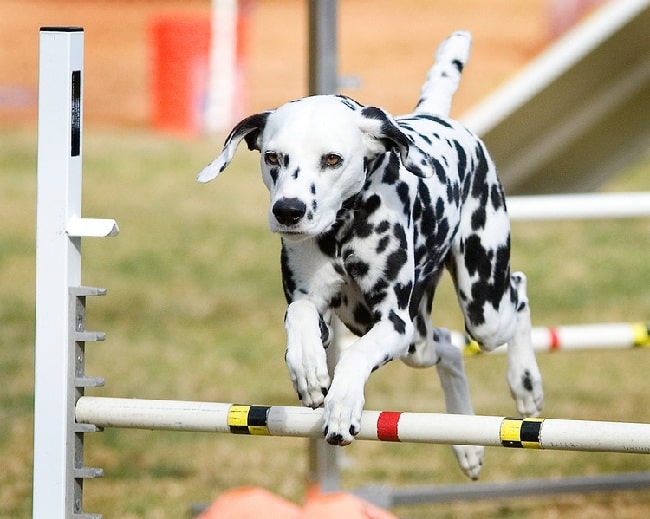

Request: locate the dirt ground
(0, 0), (578, 129)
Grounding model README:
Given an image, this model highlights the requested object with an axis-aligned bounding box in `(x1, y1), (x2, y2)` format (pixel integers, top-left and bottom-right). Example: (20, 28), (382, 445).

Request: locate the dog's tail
(414, 30), (471, 117)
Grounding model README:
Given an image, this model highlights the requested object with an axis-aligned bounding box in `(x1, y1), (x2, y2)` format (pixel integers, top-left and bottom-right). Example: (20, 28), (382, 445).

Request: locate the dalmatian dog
(197, 31), (543, 480)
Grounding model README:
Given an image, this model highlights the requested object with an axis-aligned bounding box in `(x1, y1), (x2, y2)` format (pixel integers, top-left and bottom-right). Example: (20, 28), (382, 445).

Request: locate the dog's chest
(324, 166), (460, 336)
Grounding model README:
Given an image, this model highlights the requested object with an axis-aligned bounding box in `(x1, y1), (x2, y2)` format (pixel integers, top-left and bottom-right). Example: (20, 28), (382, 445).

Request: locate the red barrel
(150, 13), (211, 135)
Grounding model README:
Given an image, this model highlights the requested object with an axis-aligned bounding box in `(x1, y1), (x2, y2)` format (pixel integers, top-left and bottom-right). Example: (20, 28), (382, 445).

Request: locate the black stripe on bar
(247, 406), (270, 427)
(521, 419), (542, 444)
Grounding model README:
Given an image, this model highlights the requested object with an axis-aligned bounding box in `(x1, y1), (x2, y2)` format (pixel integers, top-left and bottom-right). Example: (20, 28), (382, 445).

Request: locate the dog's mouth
(276, 229), (313, 242)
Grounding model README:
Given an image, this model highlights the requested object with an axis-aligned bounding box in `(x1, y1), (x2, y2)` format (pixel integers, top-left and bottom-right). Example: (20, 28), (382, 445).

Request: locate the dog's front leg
(323, 317), (413, 446)
(284, 300), (331, 409)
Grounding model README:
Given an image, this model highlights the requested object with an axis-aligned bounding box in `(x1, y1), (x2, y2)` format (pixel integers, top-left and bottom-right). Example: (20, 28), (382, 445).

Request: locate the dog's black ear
(358, 106), (432, 178)
(197, 111), (270, 183)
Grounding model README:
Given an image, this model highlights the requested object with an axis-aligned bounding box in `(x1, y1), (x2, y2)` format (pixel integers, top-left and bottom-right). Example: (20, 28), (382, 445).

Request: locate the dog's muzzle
(272, 197), (307, 226)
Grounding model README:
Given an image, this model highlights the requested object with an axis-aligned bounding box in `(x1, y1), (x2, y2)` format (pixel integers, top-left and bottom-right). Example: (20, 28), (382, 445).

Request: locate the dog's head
(197, 95), (433, 241)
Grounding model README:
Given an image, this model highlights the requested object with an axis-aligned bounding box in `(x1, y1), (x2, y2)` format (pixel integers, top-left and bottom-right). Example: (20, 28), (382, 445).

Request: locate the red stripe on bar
(549, 327), (560, 351)
(377, 411), (401, 441)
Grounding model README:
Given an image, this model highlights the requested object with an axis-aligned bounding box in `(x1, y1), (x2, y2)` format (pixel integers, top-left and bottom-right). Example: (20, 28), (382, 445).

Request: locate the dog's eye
(265, 152), (280, 165)
(322, 153), (342, 168)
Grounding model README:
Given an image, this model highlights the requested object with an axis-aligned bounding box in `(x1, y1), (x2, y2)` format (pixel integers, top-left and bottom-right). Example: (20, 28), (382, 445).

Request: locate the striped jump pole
(75, 396), (650, 454)
(455, 321), (650, 355)
(339, 322), (650, 356)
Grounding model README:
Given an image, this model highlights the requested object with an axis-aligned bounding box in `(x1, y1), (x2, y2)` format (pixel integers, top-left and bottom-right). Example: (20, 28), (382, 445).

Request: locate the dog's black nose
(272, 198), (307, 225)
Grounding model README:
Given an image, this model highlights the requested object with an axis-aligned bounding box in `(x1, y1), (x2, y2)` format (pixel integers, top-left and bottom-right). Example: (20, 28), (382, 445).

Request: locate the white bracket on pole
(33, 27), (116, 519)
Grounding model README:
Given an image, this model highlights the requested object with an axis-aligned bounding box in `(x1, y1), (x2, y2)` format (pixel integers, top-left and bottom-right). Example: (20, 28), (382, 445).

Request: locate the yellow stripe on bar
(632, 322), (650, 347)
(500, 417), (544, 449)
(463, 339), (482, 356)
(228, 405), (271, 435)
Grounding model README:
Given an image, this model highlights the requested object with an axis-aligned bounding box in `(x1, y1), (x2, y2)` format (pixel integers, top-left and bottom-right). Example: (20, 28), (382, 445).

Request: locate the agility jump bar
(75, 397), (650, 454)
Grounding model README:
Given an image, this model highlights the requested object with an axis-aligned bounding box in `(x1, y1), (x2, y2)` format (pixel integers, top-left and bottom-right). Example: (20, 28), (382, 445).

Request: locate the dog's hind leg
(415, 30), (472, 117)
(403, 291), (484, 480)
(448, 168), (544, 416)
(505, 272), (544, 416)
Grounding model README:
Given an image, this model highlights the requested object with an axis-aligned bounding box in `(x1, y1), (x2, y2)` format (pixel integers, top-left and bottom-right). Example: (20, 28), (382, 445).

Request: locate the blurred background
(1, 0), (596, 129)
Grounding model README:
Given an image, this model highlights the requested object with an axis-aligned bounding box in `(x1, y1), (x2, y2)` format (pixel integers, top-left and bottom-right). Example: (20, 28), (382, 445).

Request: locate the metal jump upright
(33, 27), (118, 519)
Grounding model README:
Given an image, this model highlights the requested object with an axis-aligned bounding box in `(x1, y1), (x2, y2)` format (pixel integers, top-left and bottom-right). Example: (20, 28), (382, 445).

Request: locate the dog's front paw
(452, 445), (484, 480)
(285, 344), (330, 409)
(322, 375), (365, 446)
(284, 302), (331, 409)
(507, 363), (544, 417)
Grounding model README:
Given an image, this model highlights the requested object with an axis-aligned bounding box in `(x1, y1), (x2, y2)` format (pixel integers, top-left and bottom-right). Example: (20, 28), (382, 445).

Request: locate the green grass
(1, 126), (649, 518)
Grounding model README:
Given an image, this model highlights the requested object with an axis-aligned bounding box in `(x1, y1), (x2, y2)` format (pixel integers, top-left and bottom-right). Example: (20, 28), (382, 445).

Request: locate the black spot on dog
(270, 167), (279, 185)
(491, 183), (504, 211)
(397, 182), (411, 218)
(385, 249), (407, 281)
(317, 229), (338, 257)
(415, 131), (432, 146)
(414, 244), (427, 265)
(471, 206), (486, 230)
(522, 369), (533, 391)
(388, 310), (406, 334)
(464, 235), (492, 279)
(376, 236), (390, 254)
(452, 181), (460, 204)
(292, 167), (300, 179)
(431, 157), (447, 184)
(319, 316), (330, 346)
(283, 154), (290, 168)
(382, 153), (401, 185)
(436, 217), (449, 243)
(353, 303), (373, 329)
(435, 197), (446, 219)
(471, 144), (491, 206)
(280, 247), (296, 301)
(346, 259), (370, 278)
(454, 140), (467, 183)
(310, 183), (316, 195)
(365, 284), (387, 308)
(354, 220), (374, 239)
(394, 281), (413, 310)
(335, 94), (361, 111)
(415, 314), (427, 337)
(372, 278), (389, 293)
(362, 194), (381, 216)
(376, 220), (390, 234)
(418, 114), (454, 129)
(393, 223), (408, 249)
